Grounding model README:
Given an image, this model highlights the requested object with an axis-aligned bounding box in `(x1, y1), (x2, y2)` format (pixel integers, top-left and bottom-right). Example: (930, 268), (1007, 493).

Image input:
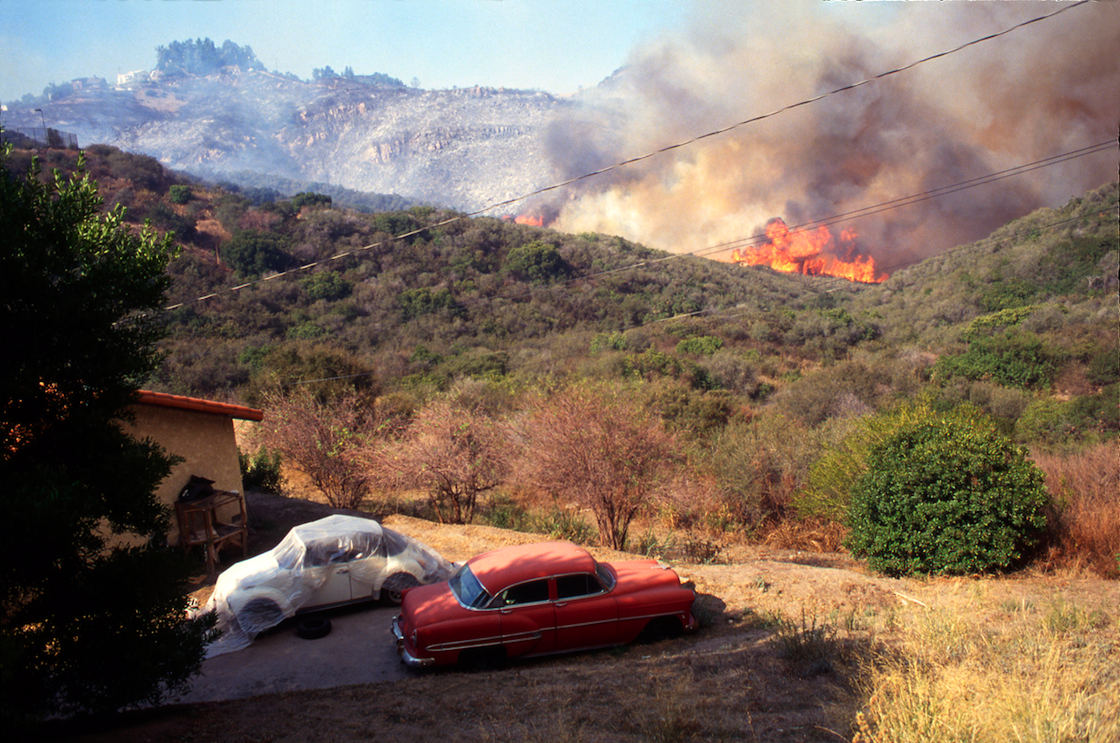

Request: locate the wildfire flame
(731, 218), (888, 283)
(513, 213), (545, 226)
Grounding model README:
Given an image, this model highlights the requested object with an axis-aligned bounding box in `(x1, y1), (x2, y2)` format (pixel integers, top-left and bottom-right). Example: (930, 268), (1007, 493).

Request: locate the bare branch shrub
(520, 384), (684, 550)
(1033, 442), (1120, 577)
(384, 397), (515, 524)
(258, 388), (376, 510)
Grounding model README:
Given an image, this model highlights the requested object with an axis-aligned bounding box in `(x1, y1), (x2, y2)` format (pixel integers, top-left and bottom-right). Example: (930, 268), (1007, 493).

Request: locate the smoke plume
(541, 1), (1119, 271)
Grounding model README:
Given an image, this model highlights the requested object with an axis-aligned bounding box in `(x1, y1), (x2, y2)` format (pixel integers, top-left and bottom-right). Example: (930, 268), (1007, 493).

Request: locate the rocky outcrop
(9, 71), (572, 212)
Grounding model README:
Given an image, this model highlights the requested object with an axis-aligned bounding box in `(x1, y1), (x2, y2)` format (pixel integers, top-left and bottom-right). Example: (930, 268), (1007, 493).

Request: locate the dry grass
(760, 519), (847, 553)
(854, 600), (1119, 743)
(1032, 442), (1120, 578)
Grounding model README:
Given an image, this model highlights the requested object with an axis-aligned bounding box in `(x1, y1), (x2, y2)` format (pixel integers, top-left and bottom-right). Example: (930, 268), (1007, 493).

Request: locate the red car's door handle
(554, 602), (568, 608)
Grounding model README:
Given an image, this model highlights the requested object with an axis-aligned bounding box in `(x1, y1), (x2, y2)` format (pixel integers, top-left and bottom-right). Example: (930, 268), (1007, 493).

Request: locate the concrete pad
(173, 605), (407, 704)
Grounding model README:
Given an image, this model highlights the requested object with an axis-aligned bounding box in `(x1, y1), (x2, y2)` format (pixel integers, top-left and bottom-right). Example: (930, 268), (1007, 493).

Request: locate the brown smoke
(541, 1), (1119, 269)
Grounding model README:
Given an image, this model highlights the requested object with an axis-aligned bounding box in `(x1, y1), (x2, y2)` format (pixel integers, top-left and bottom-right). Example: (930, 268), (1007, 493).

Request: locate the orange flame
(499, 212), (546, 226)
(731, 218), (887, 283)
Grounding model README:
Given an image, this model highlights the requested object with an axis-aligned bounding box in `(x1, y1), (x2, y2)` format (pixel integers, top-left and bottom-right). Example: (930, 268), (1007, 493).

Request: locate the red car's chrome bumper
(391, 616), (436, 669)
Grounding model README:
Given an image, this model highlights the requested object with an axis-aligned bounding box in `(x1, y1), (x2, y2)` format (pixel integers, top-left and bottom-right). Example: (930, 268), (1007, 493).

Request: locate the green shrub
(936, 329), (1064, 389)
(1087, 346), (1120, 385)
(675, 335), (723, 356)
(168, 184), (192, 204)
(479, 494), (530, 531)
(287, 321), (326, 340)
(798, 398), (942, 521)
(223, 229), (297, 277)
(1016, 386), (1120, 445)
(503, 240), (570, 284)
(398, 287), (463, 321)
(1014, 397), (1077, 446)
(845, 407), (1049, 576)
(532, 506), (596, 545)
(302, 271), (352, 301)
(290, 191), (331, 210)
(239, 447), (285, 493)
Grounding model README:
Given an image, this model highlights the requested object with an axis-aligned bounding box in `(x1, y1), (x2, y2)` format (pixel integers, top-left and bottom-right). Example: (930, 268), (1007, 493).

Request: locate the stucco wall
(127, 404), (246, 545)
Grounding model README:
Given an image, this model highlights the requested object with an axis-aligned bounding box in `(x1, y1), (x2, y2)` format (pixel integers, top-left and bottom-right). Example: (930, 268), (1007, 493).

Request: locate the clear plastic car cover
(198, 514), (454, 656)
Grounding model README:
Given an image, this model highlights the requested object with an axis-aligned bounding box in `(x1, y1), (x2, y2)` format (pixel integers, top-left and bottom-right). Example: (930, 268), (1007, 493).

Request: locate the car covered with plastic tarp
(201, 514), (455, 656)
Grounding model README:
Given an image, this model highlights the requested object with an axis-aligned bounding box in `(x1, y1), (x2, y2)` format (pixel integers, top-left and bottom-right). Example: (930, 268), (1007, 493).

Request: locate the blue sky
(0, 0), (698, 102)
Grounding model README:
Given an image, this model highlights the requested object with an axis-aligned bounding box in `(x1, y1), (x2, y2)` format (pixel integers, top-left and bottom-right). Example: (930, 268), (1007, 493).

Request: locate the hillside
(9, 143), (1115, 451)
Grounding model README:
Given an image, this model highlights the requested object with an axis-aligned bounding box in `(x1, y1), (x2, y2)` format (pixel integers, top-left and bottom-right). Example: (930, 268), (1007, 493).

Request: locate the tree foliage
(257, 389), (376, 510)
(845, 406), (1050, 576)
(521, 384), (683, 550)
(0, 147), (214, 724)
(223, 229), (298, 277)
(386, 397), (514, 524)
(503, 240), (570, 284)
(156, 38), (264, 76)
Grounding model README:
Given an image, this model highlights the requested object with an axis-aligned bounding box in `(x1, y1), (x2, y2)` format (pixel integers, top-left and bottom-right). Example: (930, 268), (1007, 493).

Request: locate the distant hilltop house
(70, 76), (108, 93)
(116, 69), (152, 89)
(126, 390), (264, 571)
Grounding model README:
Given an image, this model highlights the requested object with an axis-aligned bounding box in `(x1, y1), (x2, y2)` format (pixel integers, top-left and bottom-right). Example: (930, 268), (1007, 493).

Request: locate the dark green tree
(0, 146), (216, 725)
(223, 228), (297, 277)
(845, 406), (1049, 576)
(503, 240), (570, 284)
(156, 38), (263, 76)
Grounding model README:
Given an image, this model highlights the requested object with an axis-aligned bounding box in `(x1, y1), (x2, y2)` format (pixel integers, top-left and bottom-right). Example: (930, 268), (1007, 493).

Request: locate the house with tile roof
(127, 391), (264, 569)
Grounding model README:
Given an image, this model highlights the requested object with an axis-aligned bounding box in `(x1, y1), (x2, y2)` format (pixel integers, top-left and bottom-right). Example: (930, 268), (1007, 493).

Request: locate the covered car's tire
(381, 572), (421, 605)
(239, 598), (286, 636)
(296, 616), (332, 640)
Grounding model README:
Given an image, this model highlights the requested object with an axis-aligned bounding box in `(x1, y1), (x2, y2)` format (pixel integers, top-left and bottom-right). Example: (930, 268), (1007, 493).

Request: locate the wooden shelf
(175, 490), (248, 573)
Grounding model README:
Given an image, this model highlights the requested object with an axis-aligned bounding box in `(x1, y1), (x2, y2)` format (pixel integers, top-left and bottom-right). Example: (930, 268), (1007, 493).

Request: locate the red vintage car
(391, 540), (698, 668)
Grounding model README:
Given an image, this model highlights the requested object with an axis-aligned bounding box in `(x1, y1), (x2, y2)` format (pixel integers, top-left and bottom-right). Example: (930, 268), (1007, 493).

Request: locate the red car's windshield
(449, 564), (492, 609)
(595, 562), (616, 590)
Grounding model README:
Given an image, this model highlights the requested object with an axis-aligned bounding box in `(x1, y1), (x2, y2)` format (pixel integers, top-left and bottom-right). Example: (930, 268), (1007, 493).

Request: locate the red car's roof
(467, 541), (598, 593)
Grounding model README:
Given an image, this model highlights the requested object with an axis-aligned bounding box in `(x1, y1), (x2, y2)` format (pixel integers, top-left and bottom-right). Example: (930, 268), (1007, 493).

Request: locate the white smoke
(542, 1), (1119, 269)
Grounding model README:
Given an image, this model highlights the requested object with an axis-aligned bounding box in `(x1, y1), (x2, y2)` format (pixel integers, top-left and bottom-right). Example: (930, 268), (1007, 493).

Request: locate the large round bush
(845, 409), (1049, 576)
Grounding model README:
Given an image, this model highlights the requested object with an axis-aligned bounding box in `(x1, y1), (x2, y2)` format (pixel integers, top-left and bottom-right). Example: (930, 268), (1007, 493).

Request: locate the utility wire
(164, 0), (1090, 311)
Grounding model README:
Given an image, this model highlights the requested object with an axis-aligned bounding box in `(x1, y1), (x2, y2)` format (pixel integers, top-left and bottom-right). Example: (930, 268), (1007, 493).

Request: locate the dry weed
(760, 518), (847, 552)
(1033, 442), (1120, 578)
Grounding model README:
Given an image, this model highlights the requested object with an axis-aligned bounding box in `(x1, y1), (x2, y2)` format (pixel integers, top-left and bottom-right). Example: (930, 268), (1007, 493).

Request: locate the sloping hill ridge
(12, 70), (569, 211)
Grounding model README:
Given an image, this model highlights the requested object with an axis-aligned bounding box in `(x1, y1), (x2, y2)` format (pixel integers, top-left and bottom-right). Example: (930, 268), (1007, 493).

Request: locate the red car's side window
(494, 579), (550, 607)
(555, 573), (604, 600)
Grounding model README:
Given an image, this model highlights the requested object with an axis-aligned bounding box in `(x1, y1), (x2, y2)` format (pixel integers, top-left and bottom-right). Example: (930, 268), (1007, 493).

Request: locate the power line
(163, 0), (1091, 311)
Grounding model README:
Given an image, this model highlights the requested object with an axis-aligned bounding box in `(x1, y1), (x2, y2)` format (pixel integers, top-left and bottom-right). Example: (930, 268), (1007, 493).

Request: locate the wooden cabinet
(175, 490), (248, 573)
